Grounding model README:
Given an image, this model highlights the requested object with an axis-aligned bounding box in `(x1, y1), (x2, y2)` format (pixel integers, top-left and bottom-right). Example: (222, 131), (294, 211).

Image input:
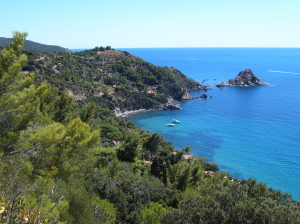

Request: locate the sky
(1, 0), (300, 48)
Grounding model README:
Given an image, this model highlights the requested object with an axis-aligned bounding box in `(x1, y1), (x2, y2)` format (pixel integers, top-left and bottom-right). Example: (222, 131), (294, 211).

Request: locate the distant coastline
(70, 48), (91, 52)
(0, 37), (70, 53)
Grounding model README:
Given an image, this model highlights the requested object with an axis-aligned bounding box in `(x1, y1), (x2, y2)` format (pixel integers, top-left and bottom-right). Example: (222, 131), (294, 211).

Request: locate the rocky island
(216, 69), (269, 87)
(1, 33), (300, 224)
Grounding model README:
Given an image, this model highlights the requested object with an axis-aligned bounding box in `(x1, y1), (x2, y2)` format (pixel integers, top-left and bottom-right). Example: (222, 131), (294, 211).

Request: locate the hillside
(22, 47), (208, 112)
(2, 33), (300, 224)
(0, 37), (70, 53)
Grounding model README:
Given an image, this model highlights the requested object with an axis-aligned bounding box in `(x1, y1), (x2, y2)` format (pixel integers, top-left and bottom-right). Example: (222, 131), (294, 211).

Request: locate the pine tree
(0, 32), (40, 154)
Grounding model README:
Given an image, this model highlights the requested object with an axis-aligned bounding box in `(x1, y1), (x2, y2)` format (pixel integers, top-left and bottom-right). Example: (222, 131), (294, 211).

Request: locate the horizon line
(71, 46), (300, 50)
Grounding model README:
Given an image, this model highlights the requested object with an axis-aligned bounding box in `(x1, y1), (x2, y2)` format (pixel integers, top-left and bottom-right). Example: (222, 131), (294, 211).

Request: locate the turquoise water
(117, 48), (300, 200)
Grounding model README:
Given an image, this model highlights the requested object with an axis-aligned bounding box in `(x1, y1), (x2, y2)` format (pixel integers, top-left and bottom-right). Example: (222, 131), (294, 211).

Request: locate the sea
(116, 48), (300, 200)
(72, 48), (300, 200)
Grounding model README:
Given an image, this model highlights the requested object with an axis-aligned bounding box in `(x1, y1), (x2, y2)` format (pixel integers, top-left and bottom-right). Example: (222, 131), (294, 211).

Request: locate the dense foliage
(20, 44), (206, 112)
(0, 33), (299, 223)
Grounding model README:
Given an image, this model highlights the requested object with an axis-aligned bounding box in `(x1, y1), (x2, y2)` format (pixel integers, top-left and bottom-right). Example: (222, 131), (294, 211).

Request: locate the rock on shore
(216, 69), (269, 87)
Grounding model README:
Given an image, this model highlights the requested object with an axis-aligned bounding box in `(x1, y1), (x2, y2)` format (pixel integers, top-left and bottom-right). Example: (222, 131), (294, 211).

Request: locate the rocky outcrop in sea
(216, 69), (269, 87)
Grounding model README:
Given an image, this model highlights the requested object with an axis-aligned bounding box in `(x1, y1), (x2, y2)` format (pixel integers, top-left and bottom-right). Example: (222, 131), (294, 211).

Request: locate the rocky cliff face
(216, 69), (269, 87)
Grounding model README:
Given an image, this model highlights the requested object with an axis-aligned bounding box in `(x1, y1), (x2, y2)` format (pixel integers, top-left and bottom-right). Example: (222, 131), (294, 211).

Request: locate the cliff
(216, 69), (269, 87)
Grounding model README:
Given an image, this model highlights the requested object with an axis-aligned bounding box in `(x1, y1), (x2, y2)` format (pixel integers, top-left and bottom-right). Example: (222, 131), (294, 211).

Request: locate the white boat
(172, 119), (180, 123)
(166, 123), (175, 127)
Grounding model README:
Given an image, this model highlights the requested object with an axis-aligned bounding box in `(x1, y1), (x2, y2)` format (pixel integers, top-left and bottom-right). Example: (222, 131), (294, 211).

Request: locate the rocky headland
(216, 69), (269, 87)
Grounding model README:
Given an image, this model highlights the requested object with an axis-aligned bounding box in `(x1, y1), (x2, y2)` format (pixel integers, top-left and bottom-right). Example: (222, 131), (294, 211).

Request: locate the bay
(117, 48), (300, 200)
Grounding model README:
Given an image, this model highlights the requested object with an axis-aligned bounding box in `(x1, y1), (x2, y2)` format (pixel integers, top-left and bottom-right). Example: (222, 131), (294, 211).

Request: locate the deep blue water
(116, 48), (300, 200)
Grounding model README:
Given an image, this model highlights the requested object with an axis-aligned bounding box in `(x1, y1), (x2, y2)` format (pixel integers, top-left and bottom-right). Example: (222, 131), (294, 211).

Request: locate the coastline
(115, 108), (155, 117)
(115, 91), (210, 118)
(114, 47), (300, 201)
(115, 96), (182, 117)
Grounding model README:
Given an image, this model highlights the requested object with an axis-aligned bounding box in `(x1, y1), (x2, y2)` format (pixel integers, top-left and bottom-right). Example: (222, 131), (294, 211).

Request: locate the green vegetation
(0, 37), (70, 53)
(0, 33), (299, 223)
(18, 42), (206, 112)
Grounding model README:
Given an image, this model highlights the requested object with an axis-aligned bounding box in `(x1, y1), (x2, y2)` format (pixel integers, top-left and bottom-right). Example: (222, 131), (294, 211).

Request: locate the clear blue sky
(1, 0), (299, 48)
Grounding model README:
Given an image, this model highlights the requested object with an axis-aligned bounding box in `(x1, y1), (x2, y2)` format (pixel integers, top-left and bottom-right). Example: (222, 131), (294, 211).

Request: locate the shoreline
(115, 91), (210, 118)
(115, 97), (181, 118)
(115, 108), (155, 117)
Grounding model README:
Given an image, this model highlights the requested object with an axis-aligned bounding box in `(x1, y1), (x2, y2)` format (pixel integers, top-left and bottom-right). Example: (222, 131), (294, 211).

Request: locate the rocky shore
(115, 91), (212, 117)
(216, 69), (269, 87)
(115, 108), (153, 117)
(116, 68), (269, 118)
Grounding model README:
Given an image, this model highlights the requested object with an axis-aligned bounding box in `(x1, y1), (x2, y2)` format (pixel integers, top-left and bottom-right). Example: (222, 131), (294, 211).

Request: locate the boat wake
(268, 70), (300, 75)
